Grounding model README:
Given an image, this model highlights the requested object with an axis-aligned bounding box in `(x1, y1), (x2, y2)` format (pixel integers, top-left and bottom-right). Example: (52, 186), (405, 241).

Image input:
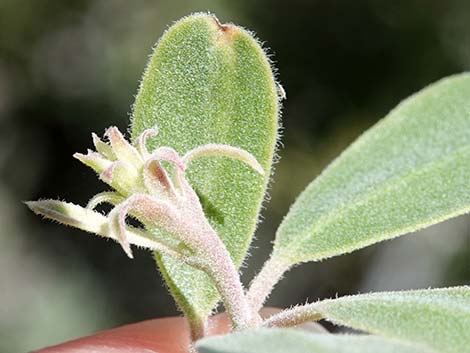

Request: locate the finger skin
(34, 309), (280, 353)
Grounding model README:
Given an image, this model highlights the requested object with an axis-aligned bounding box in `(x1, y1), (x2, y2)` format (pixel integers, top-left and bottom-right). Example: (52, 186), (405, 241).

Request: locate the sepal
(184, 144), (265, 175)
(73, 150), (112, 175)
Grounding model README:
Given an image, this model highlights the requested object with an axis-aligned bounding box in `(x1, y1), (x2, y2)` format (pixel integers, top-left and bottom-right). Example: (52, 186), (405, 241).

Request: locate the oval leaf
(131, 14), (279, 322)
(314, 287), (470, 353)
(273, 73), (470, 264)
(197, 329), (432, 353)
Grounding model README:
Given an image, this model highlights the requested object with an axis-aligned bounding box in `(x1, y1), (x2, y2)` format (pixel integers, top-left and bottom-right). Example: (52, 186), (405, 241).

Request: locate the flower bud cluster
(27, 126), (263, 264)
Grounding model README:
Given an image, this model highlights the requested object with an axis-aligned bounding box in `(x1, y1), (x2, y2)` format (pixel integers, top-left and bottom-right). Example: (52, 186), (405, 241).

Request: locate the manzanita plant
(28, 13), (470, 353)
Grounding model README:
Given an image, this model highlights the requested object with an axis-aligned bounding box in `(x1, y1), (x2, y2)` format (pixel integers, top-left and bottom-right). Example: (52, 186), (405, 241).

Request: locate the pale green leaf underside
(197, 329), (431, 353)
(131, 14), (279, 320)
(274, 73), (470, 264)
(314, 287), (470, 353)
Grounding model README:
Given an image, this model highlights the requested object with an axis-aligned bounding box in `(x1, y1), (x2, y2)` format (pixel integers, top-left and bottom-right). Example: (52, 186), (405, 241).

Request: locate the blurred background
(1, 0), (469, 351)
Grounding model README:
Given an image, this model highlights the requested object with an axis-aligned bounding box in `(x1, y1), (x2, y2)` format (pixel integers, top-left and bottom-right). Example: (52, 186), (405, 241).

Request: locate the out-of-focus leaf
(197, 329), (432, 353)
(272, 73), (470, 265)
(314, 287), (470, 353)
(131, 13), (279, 323)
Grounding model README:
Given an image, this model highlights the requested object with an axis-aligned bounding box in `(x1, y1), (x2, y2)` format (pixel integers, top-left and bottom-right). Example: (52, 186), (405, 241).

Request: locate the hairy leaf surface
(131, 14), (279, 322)
(273, 74), (470, 264)
(314, 287), (470, 353)
(197, 329), (432, 353)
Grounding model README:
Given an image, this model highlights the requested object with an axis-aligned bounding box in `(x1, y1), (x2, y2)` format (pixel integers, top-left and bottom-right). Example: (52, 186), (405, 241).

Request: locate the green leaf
(197, 329), (432, 353)
(272, 73), (470, 265)
(131, 14), (279, 323)
(314, 287), (470, 353)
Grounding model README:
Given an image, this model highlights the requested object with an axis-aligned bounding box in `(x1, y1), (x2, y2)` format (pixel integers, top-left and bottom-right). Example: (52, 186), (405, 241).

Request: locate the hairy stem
(246, 255), (290, 314)
(262, 304), (322, 328)
(201, 233), (256, 330)
(188, 317), (206, 342)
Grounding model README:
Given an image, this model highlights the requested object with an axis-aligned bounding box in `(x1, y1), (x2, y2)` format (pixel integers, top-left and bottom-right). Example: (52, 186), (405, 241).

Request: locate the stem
(262, 303), (322, 328)
(186, 312), (206, 352)
(201, 234), (256, 330)
(159, 233), (253, 331)
(188, 317), (206, 341)
(246, 255), (290, 314)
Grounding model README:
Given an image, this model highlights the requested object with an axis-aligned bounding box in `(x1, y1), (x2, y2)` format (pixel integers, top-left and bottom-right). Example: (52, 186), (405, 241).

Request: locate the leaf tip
(24, 200), (42, 214)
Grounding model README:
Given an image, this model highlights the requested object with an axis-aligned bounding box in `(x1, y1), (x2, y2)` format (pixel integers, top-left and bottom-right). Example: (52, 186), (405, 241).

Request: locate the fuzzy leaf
(273, 73), (470, 265)
(314, 287), (470, 353)
(197, 329), (432, 353)
(131, 14), (279, 322)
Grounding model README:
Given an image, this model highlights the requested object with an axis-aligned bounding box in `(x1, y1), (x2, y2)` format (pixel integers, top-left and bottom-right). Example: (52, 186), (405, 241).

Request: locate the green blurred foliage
(0, 0), (468, 351)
